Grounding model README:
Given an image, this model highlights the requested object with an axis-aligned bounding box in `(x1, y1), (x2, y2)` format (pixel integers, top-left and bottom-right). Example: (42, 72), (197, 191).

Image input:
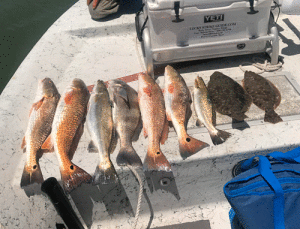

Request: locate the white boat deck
(1, 0), (300, 228)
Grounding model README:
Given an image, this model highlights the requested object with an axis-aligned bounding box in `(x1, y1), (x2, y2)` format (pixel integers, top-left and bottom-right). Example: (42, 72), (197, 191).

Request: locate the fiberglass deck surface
(1, 1), (300, 228)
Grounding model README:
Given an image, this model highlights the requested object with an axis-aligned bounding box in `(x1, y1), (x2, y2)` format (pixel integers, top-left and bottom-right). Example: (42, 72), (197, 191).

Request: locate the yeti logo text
(204, 14), (224, 23)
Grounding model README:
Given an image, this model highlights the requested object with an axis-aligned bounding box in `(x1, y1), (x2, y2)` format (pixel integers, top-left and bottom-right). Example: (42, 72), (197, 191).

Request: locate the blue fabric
(224, 147), (300, 229)
(258, 156), (285, 229)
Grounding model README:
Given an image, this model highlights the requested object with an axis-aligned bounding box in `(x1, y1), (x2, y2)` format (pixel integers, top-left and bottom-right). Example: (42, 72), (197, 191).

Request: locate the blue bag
(224, 147), (300, 229)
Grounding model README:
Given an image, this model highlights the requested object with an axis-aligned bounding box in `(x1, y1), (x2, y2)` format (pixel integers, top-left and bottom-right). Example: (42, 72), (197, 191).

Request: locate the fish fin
(185, 105), (192, 129)
(88, 141), (98, 153)
(21, 137), (26, 150)
(68, 122), (84, 160)
(41, 134), (54, 153)
(160, 117), (169, 145)
(209, 129), (231, 145)
(264, 109), (283, 124)
(187, 90), (192, 104)
(143, 127), (148, 138)
(29, 98), (45, 116)
(93, 161), (118, 185)
(143, 148), (171, 171)
(143, 86), (152, 97)
(20, 163), (44, 188)
(117, 145), (143, 167)
(61, 164), (92, 193)
(109, 128), (118, 154)
(179, 134), (209, 159)
(231, 113), (248, 122)
(115, 86), (131, 109)
(168, 121), (174, 128)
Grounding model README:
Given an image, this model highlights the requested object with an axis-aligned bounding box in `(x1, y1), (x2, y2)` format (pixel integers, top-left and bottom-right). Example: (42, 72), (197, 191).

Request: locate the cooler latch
(172, 2), (184, 23)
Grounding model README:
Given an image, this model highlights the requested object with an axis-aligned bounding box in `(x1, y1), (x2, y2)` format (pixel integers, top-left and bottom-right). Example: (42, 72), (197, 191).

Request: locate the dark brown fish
(52, 78), (92, 193)
(20, 78), (60, 187)
(243, 71), (282, 124)
(207, 71), (252, 121)
(107, 79), (143, 168)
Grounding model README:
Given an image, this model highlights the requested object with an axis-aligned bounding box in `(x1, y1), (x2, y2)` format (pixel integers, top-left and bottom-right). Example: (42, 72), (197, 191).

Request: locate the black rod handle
(41, 177), (85, 229)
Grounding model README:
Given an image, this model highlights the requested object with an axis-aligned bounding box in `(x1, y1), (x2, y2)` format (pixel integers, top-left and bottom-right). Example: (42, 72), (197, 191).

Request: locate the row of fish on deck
(20, 65), (282, 193)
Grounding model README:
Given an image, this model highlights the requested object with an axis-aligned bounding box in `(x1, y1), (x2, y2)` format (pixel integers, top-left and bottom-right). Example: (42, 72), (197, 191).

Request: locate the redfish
(164, 66), (209, 158)
(20, 78), (60, 187)
(52, 79), (92, 193)
(138, 72), (171, 171)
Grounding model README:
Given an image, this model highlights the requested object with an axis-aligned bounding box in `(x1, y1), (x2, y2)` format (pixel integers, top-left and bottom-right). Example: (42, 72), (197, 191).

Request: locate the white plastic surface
(282, 0), (300, 15)
(145, 0), (273, 51)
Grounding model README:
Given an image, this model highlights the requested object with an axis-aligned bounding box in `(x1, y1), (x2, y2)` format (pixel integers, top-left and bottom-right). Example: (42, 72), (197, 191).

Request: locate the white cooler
(135, 0), (279, 76)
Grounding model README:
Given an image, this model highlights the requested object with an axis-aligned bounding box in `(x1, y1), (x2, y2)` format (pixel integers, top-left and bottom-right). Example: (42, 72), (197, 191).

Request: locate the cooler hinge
(172, 1), (184, 23)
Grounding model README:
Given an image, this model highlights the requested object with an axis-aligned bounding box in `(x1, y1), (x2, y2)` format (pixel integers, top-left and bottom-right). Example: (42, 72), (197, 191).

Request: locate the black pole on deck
(41, 177), (85, 229)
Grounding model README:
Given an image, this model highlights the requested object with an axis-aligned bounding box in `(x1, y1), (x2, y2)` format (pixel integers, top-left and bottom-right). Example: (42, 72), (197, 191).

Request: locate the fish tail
(143, 146), (171, 171)
(209, 129), (231, 145)
(179, 134), (209, 159)
(264, 109), (283, 124)
(93, 161), (118, 185)
(61, 164), (92, 193)
(20, 163), (44, 187)
(117, 145), (143, 168)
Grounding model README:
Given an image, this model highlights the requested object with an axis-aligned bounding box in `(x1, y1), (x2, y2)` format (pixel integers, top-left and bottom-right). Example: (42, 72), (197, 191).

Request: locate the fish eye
(70, 165), (74, 170)
(157, 152), (160, 155)
(33, 165), (37, 170)
(186, 138), (191, 142)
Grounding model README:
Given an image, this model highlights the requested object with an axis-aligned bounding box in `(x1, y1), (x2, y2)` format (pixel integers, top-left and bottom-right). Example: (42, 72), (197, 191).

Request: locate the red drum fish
(52, 79), (92, 193)
(164, 66), (209, 158)
(138, 72), (171, 171)
(20, 78), (60, 187)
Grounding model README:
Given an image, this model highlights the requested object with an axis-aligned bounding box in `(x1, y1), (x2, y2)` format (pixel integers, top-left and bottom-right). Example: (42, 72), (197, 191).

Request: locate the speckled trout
(107, 79), (143, 168)
(164, 66), (209, 158)
(86, 80), (118, 185)
(20, 78), (60, 188)
(138, 72), (171, 171)
(194, 76), (231, 145)
(52, 79), (92, 193)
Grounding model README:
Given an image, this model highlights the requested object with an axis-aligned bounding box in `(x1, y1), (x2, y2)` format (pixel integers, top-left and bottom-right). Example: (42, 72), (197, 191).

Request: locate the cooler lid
(147, 0), (250, 11)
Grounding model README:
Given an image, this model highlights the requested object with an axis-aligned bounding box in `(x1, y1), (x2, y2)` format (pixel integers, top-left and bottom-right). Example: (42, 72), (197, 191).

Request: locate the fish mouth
(194, 76), (205, 89)
(70, 78), (87, 91)
(93, 80), (107, 93)
(165, 65), (179, 80)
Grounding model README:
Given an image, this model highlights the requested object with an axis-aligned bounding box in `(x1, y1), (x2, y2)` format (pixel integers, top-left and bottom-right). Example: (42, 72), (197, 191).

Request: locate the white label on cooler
(189, 22), (237, 39)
